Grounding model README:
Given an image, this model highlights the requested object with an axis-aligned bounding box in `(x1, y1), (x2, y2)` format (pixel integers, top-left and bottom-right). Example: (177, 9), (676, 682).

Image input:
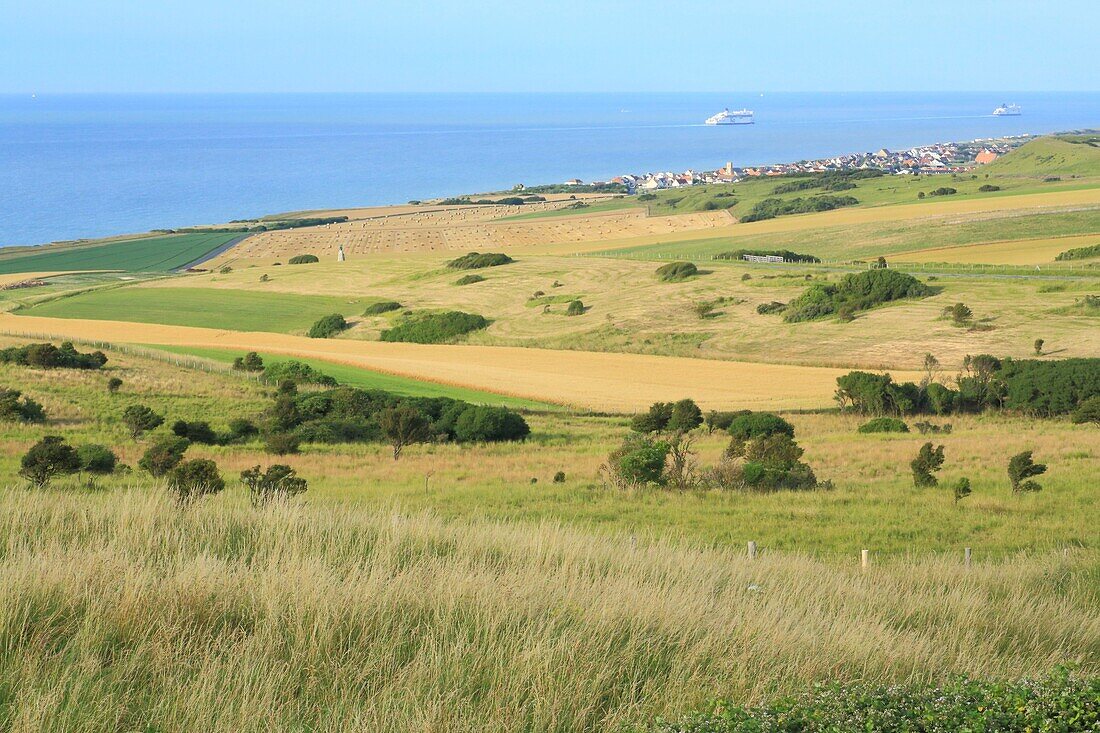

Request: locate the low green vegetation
(447, 252), (514, 269)
(655, 262), (699, 282)
(771, 169), (884, 195)
(858, 417), (909, 433)
(740, 194), (859, 223)
(379, 311), (490, 344)
(307, 313), (350, 339)
(288, 254), (320, 264)
(0, 341), (107, 369)
(1055, 241), (1100, 260)
(781, 269), (934, 322)
(454, 273), (486, 285)
(0, 389), (47, 423)
(362, 300), (403, 315)
(0, 232), (243, 274)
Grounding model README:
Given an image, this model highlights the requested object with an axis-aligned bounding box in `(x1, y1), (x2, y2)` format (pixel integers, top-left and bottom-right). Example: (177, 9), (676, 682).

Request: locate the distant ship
(993, 103), (1021, 116)
(705, 108), (754, 125)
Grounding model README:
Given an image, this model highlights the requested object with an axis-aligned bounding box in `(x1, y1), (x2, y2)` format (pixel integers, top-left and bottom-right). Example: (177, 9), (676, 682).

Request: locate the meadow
(0, 232), (243, 274)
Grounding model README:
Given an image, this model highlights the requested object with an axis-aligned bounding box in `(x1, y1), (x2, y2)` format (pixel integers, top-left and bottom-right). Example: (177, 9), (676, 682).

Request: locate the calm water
(2, 92), (1098, 246)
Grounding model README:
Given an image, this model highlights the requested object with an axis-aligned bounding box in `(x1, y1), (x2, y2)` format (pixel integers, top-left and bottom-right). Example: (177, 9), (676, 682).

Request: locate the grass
(143, 343), (556, 409)
(984, 134), (1100, 178)
(0, 232), (243, 274)
(18, 287), (368, 334)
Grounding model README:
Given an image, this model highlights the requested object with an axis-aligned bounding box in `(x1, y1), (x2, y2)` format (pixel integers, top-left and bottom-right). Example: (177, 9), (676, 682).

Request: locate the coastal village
(579, 134), (1033, 193)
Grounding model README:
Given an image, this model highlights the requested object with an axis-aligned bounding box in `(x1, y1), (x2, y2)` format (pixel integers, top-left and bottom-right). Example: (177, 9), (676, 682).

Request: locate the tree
(666, 398), (703, 433)
(138, 436), (189, 477)
(377, 405), (432, 460)
(911, 442), (945, 488)
(631, 402), (673, 434)
(920, 353), (941, 388)
(77, 444), (118, 475)
(107, 377), (123, 393)
(1008, 451), (1046, 494)
(951, 477), (972, 505)
(875, 256), (888, 269)
(240, 464), (308, 507)
(232, 352), (264, 372)
(19, 435), (81, 488)
(122, 404), (164, 440)
(171, 420), (221, 445)
(1033, 338), (1044, 356)
(167, 459), (225, 505)
(452, 405), (530, 443)
(0, 389), (46, 423)
(263, 431), (300, 455)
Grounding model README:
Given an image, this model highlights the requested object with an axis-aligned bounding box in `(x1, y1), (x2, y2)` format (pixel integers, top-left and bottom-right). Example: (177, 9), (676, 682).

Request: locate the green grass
(144, 344), (557, 410)
(0, 232), (243, 274)
(19, 286), (367, 333)
(984, 135), (1100, 178)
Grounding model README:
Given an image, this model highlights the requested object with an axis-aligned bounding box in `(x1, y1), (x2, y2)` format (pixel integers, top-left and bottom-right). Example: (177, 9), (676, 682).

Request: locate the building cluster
(570, 135), (1032, 193)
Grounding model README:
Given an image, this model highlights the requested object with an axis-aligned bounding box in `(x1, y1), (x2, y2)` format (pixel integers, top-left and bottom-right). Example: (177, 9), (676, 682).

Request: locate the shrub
(951, 477), (972, 504)
(288, 254), (320, 264)
(944, 302), (973, 324)
(655, 262), (698, 282)
(784, 269), (933, 322)
(0, 341), (107, 370)
(740, 194), (858, 222)
(978, 183), (1001, 192)
(704, 410), (746, 433)
(447, 252), (513, 269)
(566, 299), (585, 316)
(380, 311), (489, 344)
(77, 444), (118, 475)
(667, 398), (703, 433)
(378, 405), (432, 460)
(755, 301), (787, 315)
(1034, 338), (1045, 356)
(998, 358), (1100, 416)
(929, 186), (957, 196)
(914, 420), (952, 434)
(1008, 450), (1046, 494)
(603, 435), (670, 488)
(232, 352), (264, 372)
(122, 404), (164, 440)
(727, 412), (795, 441)
(1054, 242), (1100, 261)
(19, 435), (81, 488)
(452, 405), (530, 443)
(107, 377), (123, 393)
(263, 360), (338, 387)
(263, 432), (300, 455)
(171, 419), (220, 445)
(911, 442), (945, 488)
(307, 313), (349, 339)
(167, 459), (225, 505)
(240, 464), (308, 507)
(227, 417), (259, 440)
(858, 417), (909, 433)
(1072, 395), (1100, 424)
(138, 436), (189, 477)
(363, 300), (402, 315)
(552, 471), (566, 483)
(0, 389), (46, 423)
(631, 402), (673, 434)
(454, 274), (486, 286)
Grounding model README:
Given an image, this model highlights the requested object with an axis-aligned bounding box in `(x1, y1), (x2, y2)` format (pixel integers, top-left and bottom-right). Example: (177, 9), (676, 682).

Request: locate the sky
(2, 0), (1097, 93)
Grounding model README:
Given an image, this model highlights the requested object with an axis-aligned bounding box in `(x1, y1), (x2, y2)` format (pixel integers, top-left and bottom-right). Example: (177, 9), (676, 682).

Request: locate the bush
(1072, 395), (1100, 424)
(707, 433), (818, 492)
(0, 341), (107, 370)
(911, 442), (945, 488)
(0, 389), (46, 423)
(1008, 450), (1046, 494)
(167, 459), (225, 505)
(232, 352), (264, 372)
(240, 464), (307, 507)
(655, 262), (698, 282)
(978, 183), (1001, 192)
(454, 274), (485, 286)
(667, 398), (703, 432)
(19, 435), (81, 488)
(914, 420), (952, 434)
(138, 436), (189, 477)
(122, 404), (164, 440)
(262, 360), (338, 387)
(784, 269), (933, 322)
(452, 405), (530, 443)
(363, 300), (402, 315)
(288, 254), (320, 264)
(107, 377), (123, 393)
(649, 668), (1099, 733)
(447, 252), (514, 269)
(1054, 242), (1100, 261)
(307, 313), (349, 339)
(727, 412), (794, 441)
(951, 477), (972, 504)
(944, 302), (973, 324)
(928, 186), (957, 196)
(858, 417), (909, 433)
(380, 311), (489, 344)
(755, 301), (787, 315)
(77, 444), (118, 474)
(227, 417), (259, 440)
(171, 419), (221, 445)
(604, 436), (670, 488)
(704, 410), (747, 433)
(263, 432), (300, 455)
(566, 299), (585, 316)
(553, 471), (566, 483)
(740, 194), (858, 223)
(998, 358), (1100, 416)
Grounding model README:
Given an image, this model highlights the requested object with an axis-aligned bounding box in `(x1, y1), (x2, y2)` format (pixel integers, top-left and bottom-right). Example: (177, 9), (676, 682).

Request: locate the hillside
(983, 133), (1100, 178)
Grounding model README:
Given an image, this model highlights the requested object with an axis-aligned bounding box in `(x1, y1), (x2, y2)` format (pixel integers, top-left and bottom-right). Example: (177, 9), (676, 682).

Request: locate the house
(563, 178), (583, 186)
(975, 150), (999, 164)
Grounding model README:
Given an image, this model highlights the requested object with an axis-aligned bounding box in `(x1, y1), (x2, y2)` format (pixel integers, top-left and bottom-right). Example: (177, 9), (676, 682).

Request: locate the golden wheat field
(895, 232), (1099, 264)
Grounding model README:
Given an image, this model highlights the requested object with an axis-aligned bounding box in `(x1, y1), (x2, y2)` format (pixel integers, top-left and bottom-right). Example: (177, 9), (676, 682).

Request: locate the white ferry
(993, 103), (1021, 116)
(705, 108), (754, 125)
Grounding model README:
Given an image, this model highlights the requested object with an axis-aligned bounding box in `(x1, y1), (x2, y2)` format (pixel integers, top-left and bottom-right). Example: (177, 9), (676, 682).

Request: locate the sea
(2, 92), (1099, 247)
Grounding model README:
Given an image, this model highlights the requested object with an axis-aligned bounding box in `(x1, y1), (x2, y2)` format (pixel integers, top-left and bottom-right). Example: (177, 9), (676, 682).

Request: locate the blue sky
(3, 0), (1097, 93)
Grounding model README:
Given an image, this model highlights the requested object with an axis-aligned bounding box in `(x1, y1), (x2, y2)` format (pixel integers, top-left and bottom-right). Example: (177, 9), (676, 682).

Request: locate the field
(893, 233), (1100, 264)
(0, 232), (243, 274)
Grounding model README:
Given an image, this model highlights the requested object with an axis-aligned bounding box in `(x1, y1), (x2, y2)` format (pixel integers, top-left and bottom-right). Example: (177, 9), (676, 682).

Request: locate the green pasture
(0, 232), (243, 274)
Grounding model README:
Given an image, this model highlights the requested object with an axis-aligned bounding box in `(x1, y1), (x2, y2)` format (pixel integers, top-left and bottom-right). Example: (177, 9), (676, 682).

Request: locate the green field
(983, 134), (1100, 177)
(19, 286), (367, 333)
(144, 343), (557, 409)
(0, 232), (244, 274)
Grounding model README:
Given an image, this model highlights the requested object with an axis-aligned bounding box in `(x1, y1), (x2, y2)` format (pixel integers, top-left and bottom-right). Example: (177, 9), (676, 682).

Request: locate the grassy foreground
(1, 488), (1096, 733)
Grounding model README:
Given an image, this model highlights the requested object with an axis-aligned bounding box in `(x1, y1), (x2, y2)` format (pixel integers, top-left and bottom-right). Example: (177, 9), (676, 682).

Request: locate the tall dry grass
(1, 487), (1096, 732)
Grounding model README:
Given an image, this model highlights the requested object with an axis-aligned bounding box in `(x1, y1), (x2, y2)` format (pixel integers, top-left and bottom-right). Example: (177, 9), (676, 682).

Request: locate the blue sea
(1, 92), (1098, 247)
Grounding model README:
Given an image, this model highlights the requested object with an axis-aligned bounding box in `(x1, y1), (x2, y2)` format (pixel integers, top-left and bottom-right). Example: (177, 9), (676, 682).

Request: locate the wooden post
(964, 547), (972, 567)
(747, 541), (757, 560)
(860, 549), (870, 571)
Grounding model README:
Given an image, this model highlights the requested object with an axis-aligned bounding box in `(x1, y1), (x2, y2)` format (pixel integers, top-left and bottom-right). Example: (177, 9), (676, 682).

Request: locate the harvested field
(895, 233), (1100, 264)
(0, 314), (919, 411)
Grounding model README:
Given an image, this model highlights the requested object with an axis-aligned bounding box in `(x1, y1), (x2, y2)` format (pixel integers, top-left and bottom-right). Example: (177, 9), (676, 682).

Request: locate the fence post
(747, 541), (757, 559)
(860, 549), (870, 571)
(964, 547), (972, 567)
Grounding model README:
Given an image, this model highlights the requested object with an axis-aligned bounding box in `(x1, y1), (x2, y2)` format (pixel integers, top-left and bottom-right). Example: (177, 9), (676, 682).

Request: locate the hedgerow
(0, 341), (107, 370)
(380, 311), (489, 344)
(740, 194), (858, 223)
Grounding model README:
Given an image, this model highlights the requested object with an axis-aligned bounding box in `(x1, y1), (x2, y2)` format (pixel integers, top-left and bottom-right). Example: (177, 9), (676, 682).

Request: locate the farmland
(0, 232), (243, 274)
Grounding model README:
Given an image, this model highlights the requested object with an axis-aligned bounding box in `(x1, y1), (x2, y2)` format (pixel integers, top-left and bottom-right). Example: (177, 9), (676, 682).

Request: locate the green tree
(240, 464), (308, 507)
(911, 442), (945, 488)
(167, 459), (225, 505)
(0, 389), (46, 423)
(378, 405), (432, 460)
(946, 302), (972, 325)
(951, 477), (972, 505)
(19, 435), (81, 488)
(232, 352), (265, 372)
(122, 404), (164, 440)
(1008, 451), (1047, 494)
(77, 444), (118, 475)
(666, 398), (703, 433)
(138, 436), (189, 477)
(263, 431), (301, 455)
(1072, 396), (1100, 425)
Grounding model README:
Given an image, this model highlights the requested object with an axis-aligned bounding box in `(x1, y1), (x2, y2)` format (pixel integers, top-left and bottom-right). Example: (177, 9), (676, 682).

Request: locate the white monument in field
(338, 244), (346, 262)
